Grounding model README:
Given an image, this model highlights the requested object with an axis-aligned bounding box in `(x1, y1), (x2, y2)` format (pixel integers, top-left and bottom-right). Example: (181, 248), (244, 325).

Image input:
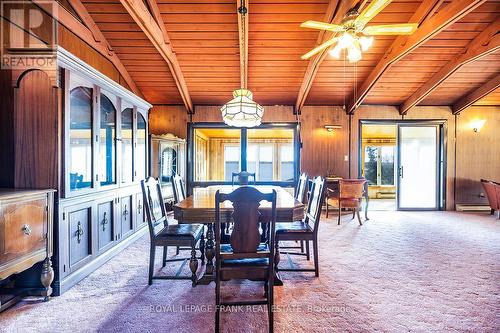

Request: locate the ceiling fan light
(329, 44), (342, 58)
(338, 32), (354, 49)
(221, 89), (264, 128)
(359, 36), (374, 51)
(347, 46), (362, 63)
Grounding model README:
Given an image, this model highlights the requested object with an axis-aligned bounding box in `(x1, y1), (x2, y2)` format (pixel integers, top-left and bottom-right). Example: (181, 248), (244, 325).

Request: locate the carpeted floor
(1, 211), (499, 333)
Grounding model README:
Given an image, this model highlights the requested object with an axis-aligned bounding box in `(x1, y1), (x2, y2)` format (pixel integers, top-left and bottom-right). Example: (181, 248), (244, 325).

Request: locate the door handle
(399, 166), (404, 178)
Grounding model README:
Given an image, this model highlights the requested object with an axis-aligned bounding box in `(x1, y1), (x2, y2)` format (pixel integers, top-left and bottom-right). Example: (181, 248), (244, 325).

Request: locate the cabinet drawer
(97, 201), (114, 251)
(0, 199), (47, 266)
(69, 207), (91, 266)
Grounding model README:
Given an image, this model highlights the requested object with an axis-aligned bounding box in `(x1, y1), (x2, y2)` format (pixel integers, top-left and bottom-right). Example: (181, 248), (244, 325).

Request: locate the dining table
(173, 185), (305, 286)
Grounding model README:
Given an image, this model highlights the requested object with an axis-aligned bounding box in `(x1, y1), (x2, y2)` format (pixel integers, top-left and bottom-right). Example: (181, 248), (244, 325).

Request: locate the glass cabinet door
(136, 113), (147, 181)
(69, 87), (93, 191)
(121, 108), (134, 183)
(160, 145), (176, 183)
(99, 94), (116, 186)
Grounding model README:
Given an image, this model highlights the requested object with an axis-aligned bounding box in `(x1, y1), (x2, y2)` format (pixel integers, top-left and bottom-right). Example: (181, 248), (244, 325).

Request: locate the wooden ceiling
(67, 0), (499, 112)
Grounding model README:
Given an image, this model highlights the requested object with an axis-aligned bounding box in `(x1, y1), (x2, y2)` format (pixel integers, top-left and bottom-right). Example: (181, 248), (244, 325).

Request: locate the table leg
(197, 223), (215, 285)
(274, 240), (284, 286)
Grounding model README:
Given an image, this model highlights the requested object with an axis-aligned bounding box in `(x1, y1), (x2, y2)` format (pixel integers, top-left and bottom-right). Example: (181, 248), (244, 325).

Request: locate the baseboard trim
(455, 204), (490, 212)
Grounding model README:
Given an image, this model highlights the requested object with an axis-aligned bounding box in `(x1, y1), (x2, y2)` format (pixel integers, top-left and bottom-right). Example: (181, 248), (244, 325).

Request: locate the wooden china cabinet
(54, 49), (151, 295)
(0, 48), (151, 297)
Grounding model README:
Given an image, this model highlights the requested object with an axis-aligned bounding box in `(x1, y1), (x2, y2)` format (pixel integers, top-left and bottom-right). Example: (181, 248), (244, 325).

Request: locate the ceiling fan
(301, 0), (418, 62)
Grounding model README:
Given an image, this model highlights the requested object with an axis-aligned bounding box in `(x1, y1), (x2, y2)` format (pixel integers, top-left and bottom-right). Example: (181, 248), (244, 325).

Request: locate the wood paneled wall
(300, 106), (349, 179)
(455, 106), (500, 205)
(149, 104), (499, 209)
(149, 105), (189, 138)
(58, 25), (130, 91)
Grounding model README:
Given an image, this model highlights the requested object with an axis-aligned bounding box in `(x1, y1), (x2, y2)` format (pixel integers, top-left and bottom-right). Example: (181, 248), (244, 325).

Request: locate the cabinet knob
(22, 224), (32, 236)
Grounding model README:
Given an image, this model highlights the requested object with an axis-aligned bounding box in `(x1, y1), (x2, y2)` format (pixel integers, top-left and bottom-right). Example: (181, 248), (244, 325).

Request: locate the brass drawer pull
(102, 212), (108, 231)
(22, 224), (32, 235)
(76, 221), (84, 243)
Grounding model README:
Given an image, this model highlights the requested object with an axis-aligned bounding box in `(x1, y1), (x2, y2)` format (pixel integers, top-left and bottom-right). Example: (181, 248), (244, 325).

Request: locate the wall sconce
(325, 125), (342, 132)
(471, 120), (486, 133)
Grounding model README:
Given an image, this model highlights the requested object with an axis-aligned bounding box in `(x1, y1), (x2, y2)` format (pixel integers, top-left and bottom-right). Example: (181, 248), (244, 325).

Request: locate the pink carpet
(1, 211), (499, 332)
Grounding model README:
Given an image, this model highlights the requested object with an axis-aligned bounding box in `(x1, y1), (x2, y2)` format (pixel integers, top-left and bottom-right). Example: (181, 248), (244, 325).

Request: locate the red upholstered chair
(327, 179), (366, 226)
(481, 179), (500, 219)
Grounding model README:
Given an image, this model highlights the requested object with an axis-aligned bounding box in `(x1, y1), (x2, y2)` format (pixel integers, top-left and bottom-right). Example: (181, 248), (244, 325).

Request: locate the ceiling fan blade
(355, 0), (393, 27)
(301, 38), (338, 60)
(301, 20), (344, 32)
(363, 23), (418, 35)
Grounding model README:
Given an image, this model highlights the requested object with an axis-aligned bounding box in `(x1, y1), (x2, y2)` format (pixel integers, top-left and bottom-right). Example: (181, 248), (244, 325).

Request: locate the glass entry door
(397, 125), (439, 210)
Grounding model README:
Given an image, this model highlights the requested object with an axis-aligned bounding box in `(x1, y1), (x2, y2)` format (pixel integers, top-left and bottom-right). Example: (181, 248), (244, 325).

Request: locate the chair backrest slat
(215, 187), (276, 255)
(305, 176), (326, 233)
(141, 177), (168, 238)
(295, 173), (308, 203)
(172, 173), (186, 203)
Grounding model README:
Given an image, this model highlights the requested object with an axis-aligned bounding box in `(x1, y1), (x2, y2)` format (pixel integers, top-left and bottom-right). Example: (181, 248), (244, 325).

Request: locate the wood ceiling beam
(400, 17), (500, 115)
(295, 0), (361, 113)
(452, 74), (500, 114)
(237, 0), (249, 89)
(119, 0), (193, 113)
(32, 0), (142, 96)
(144, 0), (171, 45)
(346, 0), (486, 114)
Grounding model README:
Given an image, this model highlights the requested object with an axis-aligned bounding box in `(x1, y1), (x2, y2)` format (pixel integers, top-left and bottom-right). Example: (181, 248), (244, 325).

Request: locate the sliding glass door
(397, 125), (439, 210)
(188, 123), (299, 190)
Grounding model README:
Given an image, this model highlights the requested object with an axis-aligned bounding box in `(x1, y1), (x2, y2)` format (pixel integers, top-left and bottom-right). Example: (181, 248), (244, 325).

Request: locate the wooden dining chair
(275, 176), (326, 277)
(231, 171), (256, 185)
(295, 172), (308, 203)
(171, 173), (206, 257)
(141, 177), (204, 287)
(327, 179), (367, 226)
(215, 186), (277, 333)
(280, 172), (309, 256)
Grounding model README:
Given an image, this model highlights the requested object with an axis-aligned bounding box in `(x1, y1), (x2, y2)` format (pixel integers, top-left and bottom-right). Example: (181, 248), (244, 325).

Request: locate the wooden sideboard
(0, 189), (55, 311)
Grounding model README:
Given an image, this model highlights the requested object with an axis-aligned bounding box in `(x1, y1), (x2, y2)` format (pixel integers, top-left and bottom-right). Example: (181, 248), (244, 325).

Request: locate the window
(247, 128), (294, 181)
(121, 108), (134, 183)
(136, 113), (147, 181)
(191, 125), (297, 185)
(69, 87), (93, 191)
(364, 146), (395, 186)
(224, 145), (240, 181)
(193, 128), (241, 181)
(280, 145), (294, 181)
(247, 144), (273, 181)
(99, 93), (116, 186)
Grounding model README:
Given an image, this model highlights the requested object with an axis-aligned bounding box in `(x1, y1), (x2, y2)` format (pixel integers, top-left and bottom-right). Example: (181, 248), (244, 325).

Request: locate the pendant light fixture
(220, 0), (264, 128)
(220, 89), (264, 128)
